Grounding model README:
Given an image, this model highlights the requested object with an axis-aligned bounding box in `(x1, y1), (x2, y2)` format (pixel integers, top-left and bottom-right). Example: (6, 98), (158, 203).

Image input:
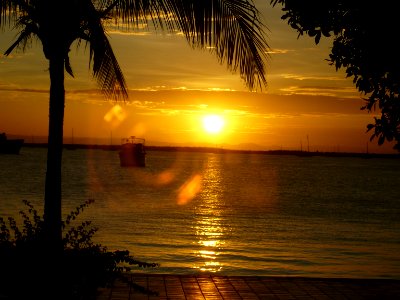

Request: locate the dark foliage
(0, 200), (158, 299)
(271, 0), (400, 150)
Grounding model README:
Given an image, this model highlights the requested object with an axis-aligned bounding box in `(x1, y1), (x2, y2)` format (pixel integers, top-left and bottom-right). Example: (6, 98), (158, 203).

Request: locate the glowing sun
(203, 115), (224, 134)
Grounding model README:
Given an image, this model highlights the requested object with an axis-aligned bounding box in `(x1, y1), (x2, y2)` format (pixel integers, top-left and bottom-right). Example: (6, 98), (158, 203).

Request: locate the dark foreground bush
(0, 199), (158, 299)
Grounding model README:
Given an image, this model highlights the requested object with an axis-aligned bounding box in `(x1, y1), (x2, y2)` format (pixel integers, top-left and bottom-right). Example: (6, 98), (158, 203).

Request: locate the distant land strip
(22, 143), (400, 159)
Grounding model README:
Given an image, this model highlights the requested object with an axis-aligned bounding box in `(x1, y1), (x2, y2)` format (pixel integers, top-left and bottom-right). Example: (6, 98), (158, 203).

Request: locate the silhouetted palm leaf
(105, 0), (269, 90)
(80, 1), (129, 100)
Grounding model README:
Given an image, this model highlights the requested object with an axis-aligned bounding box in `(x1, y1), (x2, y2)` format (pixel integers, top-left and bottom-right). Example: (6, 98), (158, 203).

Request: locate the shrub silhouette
(0, 199), (158, 299)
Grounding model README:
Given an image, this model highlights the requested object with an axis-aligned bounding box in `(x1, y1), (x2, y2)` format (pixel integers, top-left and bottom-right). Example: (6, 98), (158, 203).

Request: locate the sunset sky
(0, 1), (396, 153)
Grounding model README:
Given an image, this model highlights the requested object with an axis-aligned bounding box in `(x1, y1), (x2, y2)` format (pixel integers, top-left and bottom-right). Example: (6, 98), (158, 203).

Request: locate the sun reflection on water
(192, 154), (227, 273)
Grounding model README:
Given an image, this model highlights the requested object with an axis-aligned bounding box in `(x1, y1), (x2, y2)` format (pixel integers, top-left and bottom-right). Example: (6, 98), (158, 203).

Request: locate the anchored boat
(119, 136), (146, 167)
(0, 132), (24, 154)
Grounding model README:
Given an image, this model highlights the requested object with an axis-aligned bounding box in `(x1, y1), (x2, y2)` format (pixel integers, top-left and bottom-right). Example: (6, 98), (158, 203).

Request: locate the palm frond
(85, 7), (128, 99)
(103, 0), (269, 91)
(0, 0), (32, 28)
(77, 1), (129, 101)
(89, 32), (128, 101)
(0, 0), (15, 26)
(164, 0), (270, 90)
(99, 0), (170, 31)
(65, 55), (74, 77)
(4, 19), (37, 55)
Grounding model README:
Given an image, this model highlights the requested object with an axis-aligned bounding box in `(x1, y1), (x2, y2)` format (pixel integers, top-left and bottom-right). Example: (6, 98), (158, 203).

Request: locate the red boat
(119, 136), (146, 167)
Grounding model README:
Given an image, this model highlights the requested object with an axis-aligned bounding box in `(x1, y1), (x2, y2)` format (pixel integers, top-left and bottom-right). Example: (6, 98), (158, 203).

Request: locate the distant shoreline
(22, 142), (400, 159)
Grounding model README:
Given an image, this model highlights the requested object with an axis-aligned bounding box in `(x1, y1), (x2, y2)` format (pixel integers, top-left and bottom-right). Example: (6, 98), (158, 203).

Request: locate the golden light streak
(176, 174), (202, 205)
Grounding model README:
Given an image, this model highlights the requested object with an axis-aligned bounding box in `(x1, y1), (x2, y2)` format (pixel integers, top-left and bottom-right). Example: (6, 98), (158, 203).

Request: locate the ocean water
(1, 147), (400, 279)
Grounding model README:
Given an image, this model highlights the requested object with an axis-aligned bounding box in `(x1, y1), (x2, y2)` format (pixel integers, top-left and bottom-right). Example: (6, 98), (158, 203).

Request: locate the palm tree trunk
(44, 55), (65, 252)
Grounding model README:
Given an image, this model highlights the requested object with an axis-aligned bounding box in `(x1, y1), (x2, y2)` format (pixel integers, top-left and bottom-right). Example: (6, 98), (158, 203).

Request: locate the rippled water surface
(1, 147), (400, 279)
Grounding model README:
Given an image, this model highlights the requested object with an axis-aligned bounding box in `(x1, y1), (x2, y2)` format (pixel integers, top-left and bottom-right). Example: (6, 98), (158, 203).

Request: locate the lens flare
(177, 174), (202, 205)
(104, 104), (126, 128)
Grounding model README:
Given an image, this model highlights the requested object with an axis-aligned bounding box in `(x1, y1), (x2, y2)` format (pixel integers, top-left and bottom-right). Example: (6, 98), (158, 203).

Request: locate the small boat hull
(0, 133), (24, 154)
(119, 137), (146, 167)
